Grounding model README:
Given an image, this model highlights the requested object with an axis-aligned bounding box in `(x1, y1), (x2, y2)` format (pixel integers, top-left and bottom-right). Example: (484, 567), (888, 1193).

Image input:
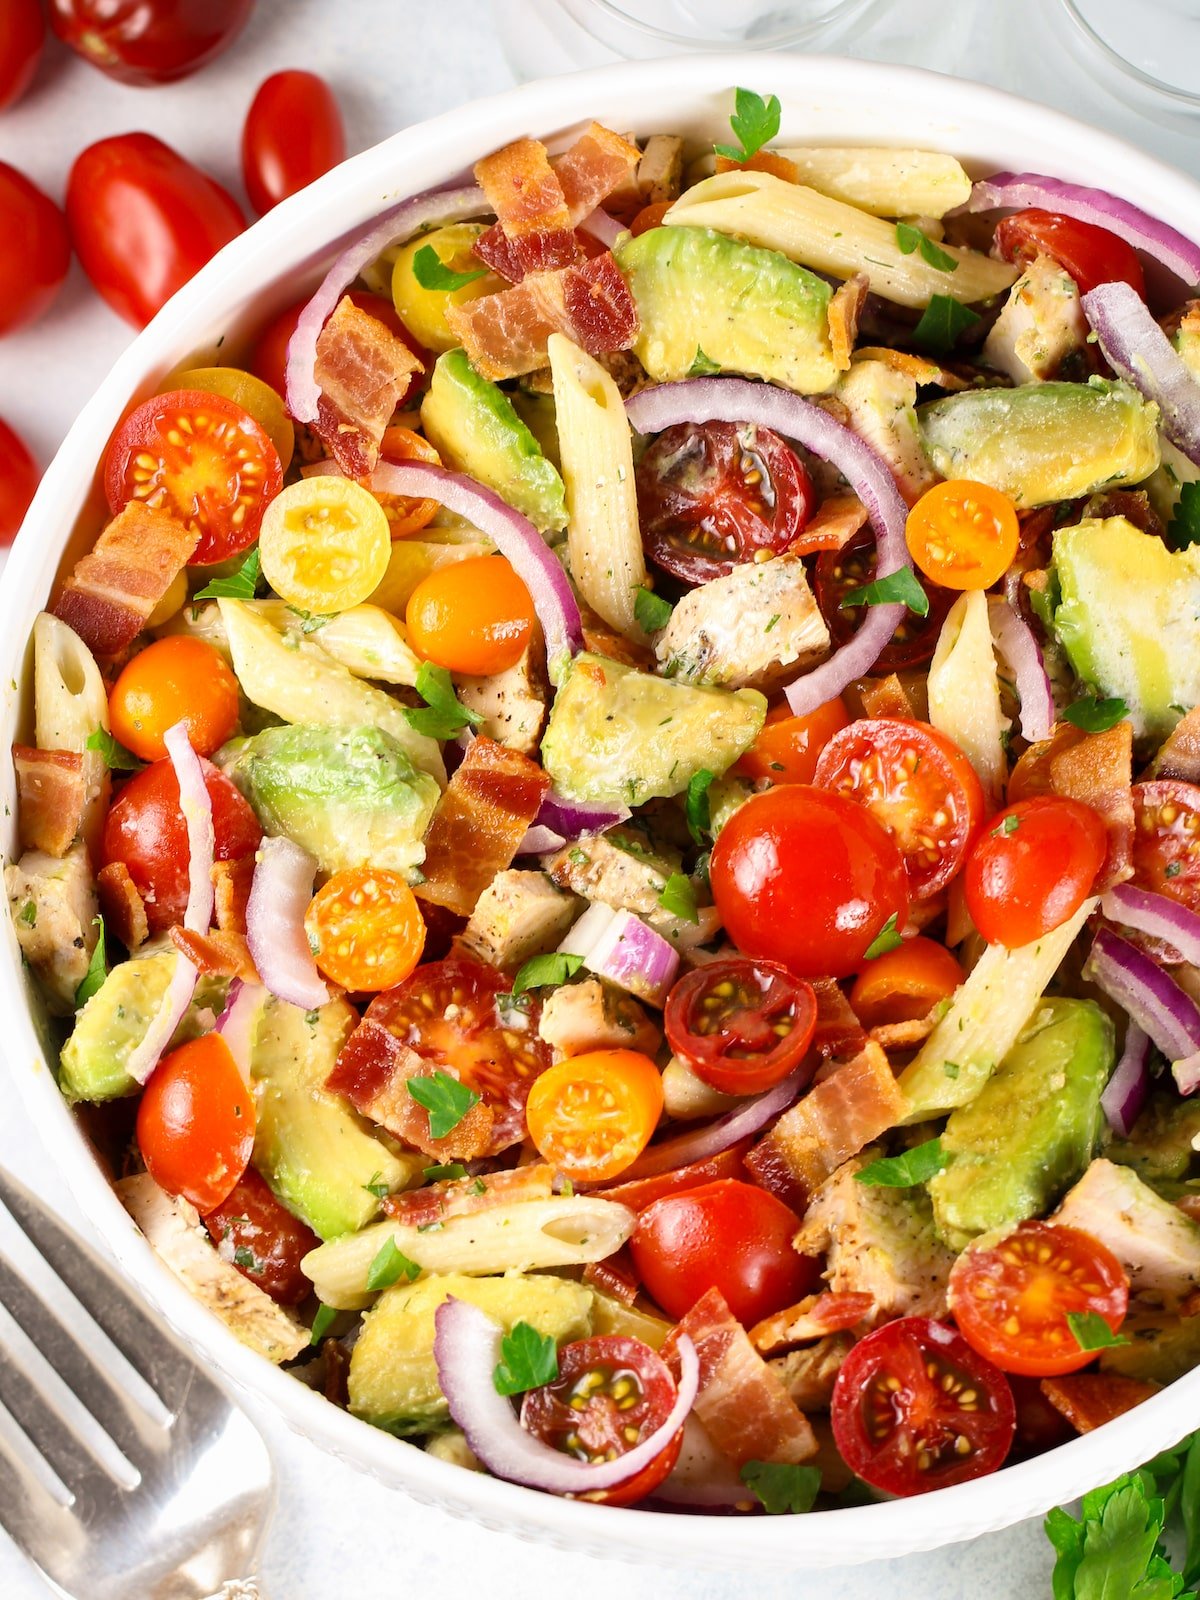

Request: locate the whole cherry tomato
(108, 636), (239, 761)
(67, 134), (245, 327)
(0, 163), (71, 336)
(963, 795), (1107, 947)
(994, 208), (1145, 298)
(734, 697), (849, 787)
(137, 1032), (255, 1213)
(0, 0), (44, 111)
(0, 418), (39, 544)
(48, 0), (254, 86)
(249, 289), (425, 411)
(407, 554), (535, 675)
(242, 70), (346, 215)
(202, 1166), (318, 1305)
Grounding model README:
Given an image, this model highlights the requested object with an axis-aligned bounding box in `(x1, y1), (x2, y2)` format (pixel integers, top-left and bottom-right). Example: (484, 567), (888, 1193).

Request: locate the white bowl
(4, 51), (1199, 1574)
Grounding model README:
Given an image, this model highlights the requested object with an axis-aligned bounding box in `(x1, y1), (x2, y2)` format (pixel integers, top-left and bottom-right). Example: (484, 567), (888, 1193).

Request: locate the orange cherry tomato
(369, 424), (441, 538)
(905, 480), (1020, 591)
(136, 1032), (255, 1213)
(963, 795), (1107, 948)
(850, 936), (964, 1026)
(304, 867), (426, 992)
(109, 636), (239, 761)
(629, 201), (671, 237)
(735, 697), (850, 786)
(406, 553), (535, 675)
(525, 1049), (664, 1182)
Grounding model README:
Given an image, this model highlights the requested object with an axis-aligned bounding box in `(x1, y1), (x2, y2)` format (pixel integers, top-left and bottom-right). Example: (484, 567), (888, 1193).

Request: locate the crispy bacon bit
(858, 673), (917, 721)
(853, 346), (970, 392)
(715, 149), (800, 184)
(313, 295), (423, 477)
(1151, 706), (1200, 785)
(53, 502), (199, 659)
(749, 1292), (875, 1356)
(583, 1245), (641, 1306)
(788, 493), (870, 559)
(415, 736), (551, 918)
(1009, 718), (1134, 891)
(97, 860), (149, 951)
(579, 600), (655, 670)
(811, 977), (868, 1060)
(555, 123), (641, 218)
(382, 1163), (553, 1228)
(1040, 1372), (1159, 1434)
(212, 855), (255, 935)
(827, 273), (868, 371)
(13, 746), (85, 857)
(868, 1009), (942, 1052)
(474, 225), (581, 284)
(169, 926), (259, 982)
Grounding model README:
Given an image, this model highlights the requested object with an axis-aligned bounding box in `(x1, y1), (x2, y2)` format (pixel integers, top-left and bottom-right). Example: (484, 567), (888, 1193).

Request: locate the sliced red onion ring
(579, 207), (623, 249)
(1101, 1021), (1151, 1138)
(1082, 281), (1200, 467)
(961, 172), (1200, 288)
(214, 977), (267, 1086)
(536, 791), (630, 841)
(624, 379), (911, 715)
(163, 720), (214, 934)
(433, 1295), (698, 1493)
(285, 183), (488, 423)
(126, 953), (199, 1086)
(518, 824), (567, 856)
(1102, 882), (1200, 968)
(559, 902), (679, 1007)
(987, 596), (1055, 744)
(245, 837), (329, 1012)
(1084, 926), (1200, 1070)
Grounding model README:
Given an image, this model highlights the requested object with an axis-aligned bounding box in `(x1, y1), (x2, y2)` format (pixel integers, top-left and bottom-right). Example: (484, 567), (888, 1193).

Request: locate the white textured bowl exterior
(4, 52), (1200, 1573)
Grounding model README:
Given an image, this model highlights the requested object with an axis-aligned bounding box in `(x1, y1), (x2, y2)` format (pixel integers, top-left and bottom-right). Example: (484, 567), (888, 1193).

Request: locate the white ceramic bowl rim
(5, 50), (1200, 1574)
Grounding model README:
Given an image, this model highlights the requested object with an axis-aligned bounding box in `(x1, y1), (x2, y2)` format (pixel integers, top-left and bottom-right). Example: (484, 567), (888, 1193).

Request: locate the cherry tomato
(526, 1050), (664, 1183)
(994, 208), (1145, 298)
(202, 1166), (319, 1305)
(734, 697), (850, 786)
(137, 1033), (254, 1213)
(371, 425), (441, 538)
(406, 554), (535, 675)
(242, 70), (346, 215)
(0, 0), (44, 110)
(175, 365), (294, 471)
(635, 420), (815, 585)
(814, 719), (985, 901)
(108, 637), (238, 762)
(630, 1179), (817, 1326)
(304, 868), (426, 992)
(1131, 780), (1200, 913)
(105, 389), (282, 565)
(963, 795), (1106, 947)
(830, 1317), (1016, 1496)
(816, 529), (953, 672)
(629, 202), (671, 237)
(664, 958), (817, 1096)
(948, 1222), (1129, 1379)
(67, 134), (245, 328)
(520, 1336), (682, 1506)
(0, 417), (38, 545)
(250, 289), (425, 409)
(101, 757), (262, 935)
(48, 0), (253, 86)
(0, 164), (71, 336)
(850, 936), (964, 1026)
(905, 480), (1020, 592)
(259, 476), (390, 613)
(711, 785), (908, 980)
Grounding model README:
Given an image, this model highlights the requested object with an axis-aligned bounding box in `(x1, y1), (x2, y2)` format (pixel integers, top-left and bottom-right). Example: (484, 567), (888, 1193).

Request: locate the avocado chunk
(220, 724), (440, 880)
(929, 999), (1113, 1249)
(1099, 1308), (1200, 1386)
(1106, 1091), (1200, 1190)
(615, 225), (839, 394)
(540, 651), (766, 806)
(347, 1272), (593, 1435)
(1052, 515), (1200, 742)
(420, 349), (566, 532)
(918, 379), (1160, 507)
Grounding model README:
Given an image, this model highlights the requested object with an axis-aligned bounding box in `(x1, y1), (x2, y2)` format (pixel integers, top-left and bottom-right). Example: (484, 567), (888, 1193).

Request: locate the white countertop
(0, 1), (1193, 1591)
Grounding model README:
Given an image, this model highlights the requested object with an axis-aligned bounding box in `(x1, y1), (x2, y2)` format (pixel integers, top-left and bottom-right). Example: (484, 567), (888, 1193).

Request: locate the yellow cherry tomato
(174, 366), (295, 472)
(905, 479), (1020, 591)
(304, 867), (426, 991)
(109, 635), (239, 760)
(406, 553), (535, 675)
(258, 477), (391, 614)
(525, 1049), (665, 1182)
(391, 222), (505, 353)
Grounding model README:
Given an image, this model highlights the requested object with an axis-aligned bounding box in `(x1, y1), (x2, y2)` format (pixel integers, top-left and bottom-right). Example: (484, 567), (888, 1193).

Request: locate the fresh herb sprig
(403, 662), (485, 742)
(412, 243), (488, 293)
(406, 1070), (480, 1139)
(194, 546), (261, 602)
(841, 566), (930, 618)
(493, 1321), (559, 1397)
(855, 1137), (946, 1189)
(714, 87), (781, 165)
(895, 222), (959, 273)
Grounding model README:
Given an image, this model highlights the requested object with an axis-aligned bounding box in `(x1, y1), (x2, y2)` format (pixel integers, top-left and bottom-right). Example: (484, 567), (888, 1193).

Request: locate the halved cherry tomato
(948, 1221), (1129, 1378)
(0, 0), (44, 110)
(0, 417), (38, 545)
(598, 1141), (751, 1212)
(814, 719), (986, 901)
(830, 1316), (1016, 1496)
(304, 867), (426, 992)
(258, 477), (390, 613)
(850, 936), (964, 1025)
(242, 70), (346, 215)
(137, 1032), (254, 1213)
(202, 1166), (319, 1305)
(175, 366), (294, 471)
(629, 201), (671, 237)
(735, 697), (849, 786)
(815, 529), (953, 672)
(711, 785), (909, 979)
(406, 553), (535, 675)
(1131, 780), (1200, 912)
(963, 795), (1106, 947)
(390, 223), (505, 356)
(250, 289), (426, 408)
(635, 420), (815, 585)
(370, 425), (441, 537)
(108, 636), (239, 762)
(526, 1049), (664, 1183)
(48, 0), (253, 86)
(630, 1179), (818, 1326)
(105, 388), (282, 565)
(664, 958), (818, 1096)
(905, 480), (1020, 591)
(0, 163), (71, 336)
(994, 208), (1145, 298)
(520, 1335), (683, 1505)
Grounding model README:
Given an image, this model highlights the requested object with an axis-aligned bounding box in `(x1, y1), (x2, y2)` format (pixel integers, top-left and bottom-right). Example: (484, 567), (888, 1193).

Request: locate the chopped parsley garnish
(634, 585), (673, 633)
(739, 1460), (822, 1515)
(713, 86), (781, 165)
(1066, 1311), (1129, 1353)
(568, 846), (590, 866)
(510, 951), (584, 996)
(17, 900), (36, 927)
(86, 727), (144, 772)
(403, 662), (486, 742)
(855, 1137), (947, 1188)
(423, 1163), (468, 1183)
(309, 1303), (338, 1345)
(840, 565), (930, 618)
(492, 1320), (559, 1397)
(406, 1070), (481, 1139)
(363, 1172), (390, 1201)
(194, 546), (261, 601)
(74, 916), (107, 1009)
(686, 767), (716, 844)
(688, 346), (722, 377)
(863, 913), (903, 961)
(411, 242), (488, 293)
(233, 1246), (264, 1274)
(1045, 1456), (1198, 1598)
(658, 872), (699, 924)
(1167, 481), (1200, 551)
(287, 607), (333, 634)
(365, 1236), (421, 1291)
(910, 293), (982, 356)
(470, 1178), (487, 1196)
(1062, 694), (1129, 733)
(895, 221), (958, 273)
(994, 814), (1020, 837)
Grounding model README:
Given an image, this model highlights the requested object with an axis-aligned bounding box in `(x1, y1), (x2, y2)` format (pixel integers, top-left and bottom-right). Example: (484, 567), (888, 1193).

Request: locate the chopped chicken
(983, 251), (1087, 385)
(5, 842), (98, 1014)
(834, 358), (936, 506)
(455, 645), (547, 756)
(661, 1055), (739, 1121)
(1054, 1158), (1200, 1305)
(548, 828), (677, 917)
(768, 1333), (854, 1411)
(537, 976), (661, 1060)
(635, 135), (685, 205)
(459, 869), (580, 971)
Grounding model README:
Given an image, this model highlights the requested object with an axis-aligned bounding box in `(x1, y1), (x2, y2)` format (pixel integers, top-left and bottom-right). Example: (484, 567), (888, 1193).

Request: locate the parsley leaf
(1045, 1473), (1195, 1600)
(688, 346), (722, 377)
(411, 242), (487, 293)
(634, 586), (673, 633)
(287, 606), (333, 634)
(406, 1070), (481, 1139)
(309, 1303), (338, 1345)
(994, 814), (1020, 836)
(423, 1162), (468, 1182)
(1067, 1310), (1129, 1353)
(493, 1320), (559, 1396)
(17, 900), (36, 927)
(403, 662), (486, 742)
(194, 546), (261, 602)
(855, 1137), (946, 1188)
(1063, 694), (1129, 733)
(863, 913), (903, 961)
(366, 1236), (421, 1291)
(658, 872), (699, 924)
(86, 727), (144, 772)
(1168, 482), (1200, 551)
(686, 768), (716, 845)
(713, 86), (781, 164)
(233, 1245), (263, 1273)
(840, 565), (929, 618)
(911, 293), (982, 356)
(739, 1460), (822, 1515)
(895, 222), (959, 273)
(510, 951), (584, 996)
(363, 1172), (390, 1201)
(74, 916), (107, 1009)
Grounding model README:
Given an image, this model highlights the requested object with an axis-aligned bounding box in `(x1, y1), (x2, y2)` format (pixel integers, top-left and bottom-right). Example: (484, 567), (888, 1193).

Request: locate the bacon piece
(715, 149), (800, 184)
(788, 493), (870, 558)
(596, 1142), (752, 1211)
(382, 1163), (553, 1228)
(811, 977), (868, 1060)
(749, 1292), (875, 1356)
(827, 273), (868, 371)
(853, 346), (970, 392)
(1009, 718), (1134, 891)
(583, 1245), (641, 1306)
(1151, 706), (1200, 785)
(13, 746), (85, 857)
(313, 295), (423, 477)
(415, 736), (551, 918)
(1040, 1373), (1159, 1434)
(868, 1010), (942, 1052)
(169, 926), (259, 982)
(555, 123), (641, 220)
(53, 502), (199, 659)
(858, 673), (917, 721)
(97, 860), (149, 952)
(212, 855), (255, 936)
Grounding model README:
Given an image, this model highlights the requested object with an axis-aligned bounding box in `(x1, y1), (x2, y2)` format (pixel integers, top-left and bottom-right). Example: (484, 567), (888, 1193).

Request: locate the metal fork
(0, 1167), (273, 1599)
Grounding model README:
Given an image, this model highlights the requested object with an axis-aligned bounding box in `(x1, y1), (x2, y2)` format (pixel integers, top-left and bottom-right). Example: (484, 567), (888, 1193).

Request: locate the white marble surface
(0, 0), (1195, 1592)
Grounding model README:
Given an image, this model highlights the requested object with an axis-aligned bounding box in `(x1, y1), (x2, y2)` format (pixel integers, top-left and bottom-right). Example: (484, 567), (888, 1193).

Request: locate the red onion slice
(245, 837), (329, 1012)
(624, 379), (911, 715)
(560, 902), (679, 1007)
(433, 1295), (698, 1493)
(518, 824), (567, 856)
(1083, 281), (1200, 468)
(126, 953), (199, 1086)
(1102, 882), (1200, 968)
(537, 791), (630, 841)
(163, 720), (214, 934)
(579, 207), (623, 249)
(987, 596), (1055, 744)
(1101, 1021), (1151, 1138)
(214, 977), (267, 1086)
(1084, 925), (1200, 1069)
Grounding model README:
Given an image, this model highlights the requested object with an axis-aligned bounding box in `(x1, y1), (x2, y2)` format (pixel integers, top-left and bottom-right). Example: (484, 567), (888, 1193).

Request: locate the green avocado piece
(615, 225), (839, 394)
(348, 1272), (593, 1436)
(420, 349), (566, 532)
(917, 379), (1160, 507)
(1106, 1091), (1200, 1190)
(1099, 1308), (1200, 1386)
(929, 998), (1114, 1250)
(540, 651), (766, 807)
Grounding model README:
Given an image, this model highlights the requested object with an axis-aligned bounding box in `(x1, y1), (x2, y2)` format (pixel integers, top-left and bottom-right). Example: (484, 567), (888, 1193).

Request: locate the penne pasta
(927, 588), (1009, 806)
(250, 600), (423, 687)
(32, 612), (111, 854)
(775, 146), (973, 218)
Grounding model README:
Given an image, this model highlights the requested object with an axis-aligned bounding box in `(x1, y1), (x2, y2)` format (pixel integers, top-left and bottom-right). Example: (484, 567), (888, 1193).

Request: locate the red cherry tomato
(635, 420), (815, 585)
(1131, 780), (1200, 913)
(963, 795), (1106, 948)
(250, 289), (425, 410)
(630, 1178), (818, 1326)
(663, 958), (818, 1096)
(710, 785), (908, 979)
(67, 134), (245, 328)
(994, 208), (1145, 298)
(520, 1336), (683, 1506)
(48, 0), (253, 86)
(850, 936), (964, 1026)
(734, 697), (850, 786)
(0, 417), (39, 544)
(137, 1033), (255, 1213)
(202, 1166), (319, 1305)
(0, 163), (71, 336)
(830, 1317), (1016, 1497)
(242, 70), (346, 216)
(100, 757), (262, 935)
(815, 529), (953, 672)
(0, 0), (44, 111)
